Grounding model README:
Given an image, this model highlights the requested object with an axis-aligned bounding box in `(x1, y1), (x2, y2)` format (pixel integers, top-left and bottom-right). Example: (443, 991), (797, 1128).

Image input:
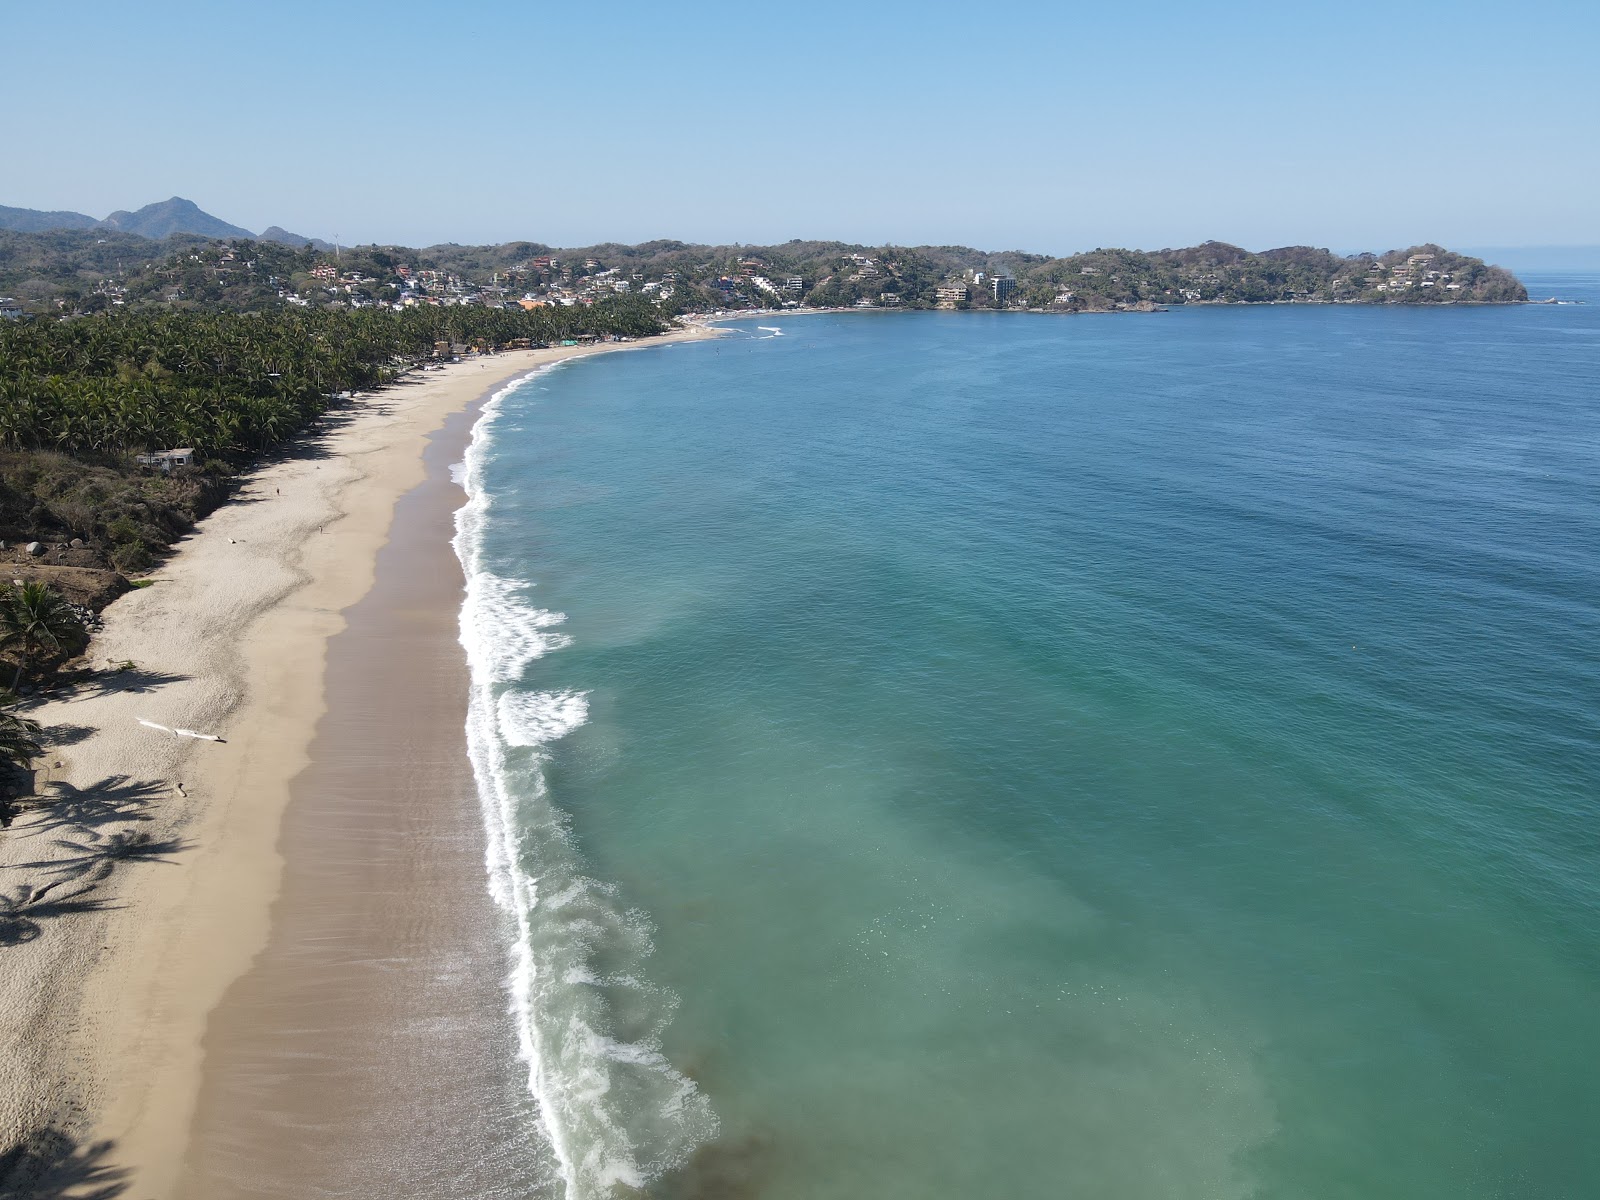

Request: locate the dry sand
(0, 324), (719, 1197)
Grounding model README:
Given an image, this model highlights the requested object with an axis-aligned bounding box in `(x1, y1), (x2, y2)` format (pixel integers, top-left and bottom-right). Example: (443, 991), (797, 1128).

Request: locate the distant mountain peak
(95, 196), (253, 241)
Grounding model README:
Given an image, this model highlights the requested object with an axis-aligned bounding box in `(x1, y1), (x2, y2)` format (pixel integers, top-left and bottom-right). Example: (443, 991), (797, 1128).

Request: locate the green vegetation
(0, 299), (664, 457)
(329, 237), (1526, 310)
(0, 582), (88, 689)
(0, 697), (42, 771)
(1, 450), (226, 566)
(636, 240), (1524, 310)
(0, 684), (40, 830)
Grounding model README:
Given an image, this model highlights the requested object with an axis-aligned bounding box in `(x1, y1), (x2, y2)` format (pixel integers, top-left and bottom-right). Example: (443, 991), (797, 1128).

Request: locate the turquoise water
(457, 281), (1600, 1200)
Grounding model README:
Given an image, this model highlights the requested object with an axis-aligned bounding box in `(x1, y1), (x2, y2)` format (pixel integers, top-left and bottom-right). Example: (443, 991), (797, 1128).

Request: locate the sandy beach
(0, 323), (719, 1197)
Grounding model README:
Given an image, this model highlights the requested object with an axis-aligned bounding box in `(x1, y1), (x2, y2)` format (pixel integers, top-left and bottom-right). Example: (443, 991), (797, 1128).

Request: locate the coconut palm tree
(0, 694), (42, 770)
(0, 583), (87, 690)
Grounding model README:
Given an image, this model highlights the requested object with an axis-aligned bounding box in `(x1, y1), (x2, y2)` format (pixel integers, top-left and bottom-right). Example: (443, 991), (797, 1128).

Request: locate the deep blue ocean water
(456, 277), (1599, 1200)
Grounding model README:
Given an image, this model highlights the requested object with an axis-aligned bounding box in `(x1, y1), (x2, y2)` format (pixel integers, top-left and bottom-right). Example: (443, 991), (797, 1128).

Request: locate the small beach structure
(135, 448), (196, 473)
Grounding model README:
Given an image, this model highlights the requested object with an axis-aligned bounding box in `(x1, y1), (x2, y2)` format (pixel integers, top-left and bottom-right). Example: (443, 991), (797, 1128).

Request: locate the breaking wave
(453, 368), (717, 1198)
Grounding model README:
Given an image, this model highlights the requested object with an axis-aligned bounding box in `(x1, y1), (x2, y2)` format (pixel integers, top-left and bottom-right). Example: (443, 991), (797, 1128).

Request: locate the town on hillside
(0, 229), (1528, 319)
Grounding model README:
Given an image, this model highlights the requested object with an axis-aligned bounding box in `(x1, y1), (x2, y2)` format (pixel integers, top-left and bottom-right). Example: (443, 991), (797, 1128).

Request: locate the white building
(135, 448), (196, 472)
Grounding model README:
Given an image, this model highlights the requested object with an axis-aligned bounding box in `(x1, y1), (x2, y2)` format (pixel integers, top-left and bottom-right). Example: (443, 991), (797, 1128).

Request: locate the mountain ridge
(0, 204), (99, 233)
(0, 197), (323, 248)
(258, 225), (335, 252)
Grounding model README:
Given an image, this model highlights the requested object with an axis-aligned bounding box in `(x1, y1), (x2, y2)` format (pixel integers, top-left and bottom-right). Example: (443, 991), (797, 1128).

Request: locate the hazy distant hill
(0, 204), (99, 233)
(0, 195), (336, 249)
(97, 197), (253, 240)
(0, 196), (264, 240)
(259, 225), (335, 252)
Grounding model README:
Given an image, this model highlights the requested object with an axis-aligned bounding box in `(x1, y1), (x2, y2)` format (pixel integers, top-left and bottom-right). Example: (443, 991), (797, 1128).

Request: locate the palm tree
(0, 583), (87, 689)
(0, 694), (42, 770)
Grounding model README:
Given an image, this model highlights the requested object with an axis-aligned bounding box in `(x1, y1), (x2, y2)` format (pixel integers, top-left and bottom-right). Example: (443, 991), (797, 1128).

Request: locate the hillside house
(135, 448), (196, 472)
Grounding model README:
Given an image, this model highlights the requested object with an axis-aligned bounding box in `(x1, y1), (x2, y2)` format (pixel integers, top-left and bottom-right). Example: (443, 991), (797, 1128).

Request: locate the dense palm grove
(0, 297), (665, 458)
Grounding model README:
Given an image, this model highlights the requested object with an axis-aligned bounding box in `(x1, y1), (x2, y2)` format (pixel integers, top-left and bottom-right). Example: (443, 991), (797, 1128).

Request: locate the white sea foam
(448, 459), (468, 487)
(453, 367), (717, 1198)
(467, 573), (572, 683)
(498, 689), (589, 748)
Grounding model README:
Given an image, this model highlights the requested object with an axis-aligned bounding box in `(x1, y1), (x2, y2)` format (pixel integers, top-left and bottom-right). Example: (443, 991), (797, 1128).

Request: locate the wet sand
(177, 399), (546, 1198)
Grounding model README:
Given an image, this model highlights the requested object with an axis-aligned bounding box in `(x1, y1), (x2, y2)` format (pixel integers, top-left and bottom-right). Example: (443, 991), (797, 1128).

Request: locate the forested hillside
(0, 231), (1527, 316)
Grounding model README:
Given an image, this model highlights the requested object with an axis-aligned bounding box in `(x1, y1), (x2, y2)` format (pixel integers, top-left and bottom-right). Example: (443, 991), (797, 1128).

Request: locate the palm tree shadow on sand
(0, 775), (173, 947)
(36, 724), (95, 749)
(47, 666), (191, 702)
(13, 830), (189, 880)
(0, 1129), (129, 1199)
(28, 776), (166, 837)
(0, 886), (111, 946)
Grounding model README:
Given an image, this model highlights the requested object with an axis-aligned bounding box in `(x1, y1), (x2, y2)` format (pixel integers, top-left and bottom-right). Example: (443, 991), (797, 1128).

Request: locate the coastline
(0, 322), (720, 1196)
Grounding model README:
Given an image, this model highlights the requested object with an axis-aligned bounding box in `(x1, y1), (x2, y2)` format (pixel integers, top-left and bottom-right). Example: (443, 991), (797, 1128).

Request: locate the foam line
(451, 366), (716, 1198)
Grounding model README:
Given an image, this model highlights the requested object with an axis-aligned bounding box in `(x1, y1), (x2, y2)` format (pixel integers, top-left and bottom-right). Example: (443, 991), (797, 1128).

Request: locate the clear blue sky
(7, 0), (1596, 253)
